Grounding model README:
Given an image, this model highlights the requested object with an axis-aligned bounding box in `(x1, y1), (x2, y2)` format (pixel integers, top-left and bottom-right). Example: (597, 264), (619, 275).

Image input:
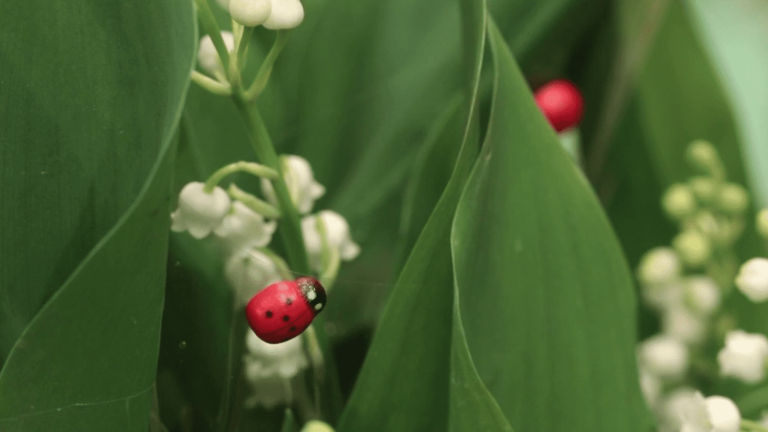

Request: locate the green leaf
(686, 0), (768, 208)
(450, 20), (650, 432)
(336, 0), (486, 429)
(0, 0), (193, 361)
(0, 0), (196, 429)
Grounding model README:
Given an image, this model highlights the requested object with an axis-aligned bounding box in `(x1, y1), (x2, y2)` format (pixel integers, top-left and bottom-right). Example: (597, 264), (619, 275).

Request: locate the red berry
(245, 277), (327, 344)
(534, 79), (584, 132)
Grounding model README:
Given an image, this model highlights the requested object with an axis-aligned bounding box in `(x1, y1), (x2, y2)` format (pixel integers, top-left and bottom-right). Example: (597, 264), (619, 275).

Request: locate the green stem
(315, 215), (340, 288)
(244, 31), (290, 100)
(194, 0), (231, 78)
(230, 95), (310, 274)
(229, 25), (254, 89)
(742, 419), (768, 432)
(204, 161), (278, 192)
(191, 71), (232, 96)
(227, 184), (281, 219)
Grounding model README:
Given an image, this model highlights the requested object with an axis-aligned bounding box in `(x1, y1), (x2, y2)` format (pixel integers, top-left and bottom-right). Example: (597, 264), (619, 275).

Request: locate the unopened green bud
(301, 421), (335, 432)
(757, 209), (768, 239)
(662, 184), (696, 220)
(686, 140), (721, 173)
(672, 230), (712, 268)
(689, 176), (718, 203)
(693, 211), (720, 239)
(717, 183), (749, 215)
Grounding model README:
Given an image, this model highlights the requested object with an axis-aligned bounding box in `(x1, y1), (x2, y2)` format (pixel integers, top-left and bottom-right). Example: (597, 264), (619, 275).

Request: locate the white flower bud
(638, 367), (661, 408)
(225, 247), (282, 305)
(229, 0), (272, 27)
(717, 330), (768, 384)
(687, 140), (720, 171)
(735, 258), (768, 302)
(673, 230), (712, 268)
(198, 31), (235, 78)
(261, 155), (325, 215)
(302, 210), (361, 273)
(704, 396), (741, 432)
(757, 209), (768, 239)
(685, 276), (721, 316)
(679, 392), (741, 432)
(263, 0), (304, 30)
(638, 335), (689, 380)
(689, 176), (718, 203)
(214, 201), (277, 253)
(760, 411), (768, 429)
(717, 183), (749, 215)
(642, 281), (683, 311)
(301, 421), (335, 432)
(638, 247), (681, 286)
(662, 307), (707, 345)
(663, 184), (697, 220)
(171, 182), (231, 239)
(661, 387), (698, 431)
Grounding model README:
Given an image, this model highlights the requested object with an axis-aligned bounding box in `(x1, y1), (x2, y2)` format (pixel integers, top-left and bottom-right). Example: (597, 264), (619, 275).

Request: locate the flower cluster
(170, 155), (359, 409)
(635, 140), (768, 431)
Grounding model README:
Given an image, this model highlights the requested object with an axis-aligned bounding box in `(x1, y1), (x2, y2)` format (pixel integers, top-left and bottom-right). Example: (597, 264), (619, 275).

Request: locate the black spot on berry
(283, 315), (290, 322)
(289, 326), (297, 332)
(285, 297), (294, 305)
(266, 311), (273, 318)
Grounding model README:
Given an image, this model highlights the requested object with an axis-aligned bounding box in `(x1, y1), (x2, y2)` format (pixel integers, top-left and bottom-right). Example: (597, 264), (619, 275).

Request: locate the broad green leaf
(686, 0), (768, 208)
(336, 0), (486, 429)
(0, 0), (196, 429)
(0, 0), (193, 362)
(451, 20), (649, 432)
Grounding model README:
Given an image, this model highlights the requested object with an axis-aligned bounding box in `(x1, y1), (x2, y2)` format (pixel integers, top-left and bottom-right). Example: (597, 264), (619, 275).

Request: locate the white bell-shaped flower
(717, 330), (768, 384)
(225, 247), (282, 305)
(214, 201), (277, 253)
(171, 182), (231, 239)
(261, 155), (325, 215)
(302, 210), (361, 273)
(735, 258), (768, 302)
(229, 0), (272, 27)
(638, 335), (689, 380)
(679, 393), (741, 432)
(263, 0), (304, 30)
(760, 411), (768, 428)
(685, 276), (721, 316)
(638, 247), (681, 287)
(662, 307), (707, 346)
(198, 31), (235, 78)
(243, 331), (309, 408)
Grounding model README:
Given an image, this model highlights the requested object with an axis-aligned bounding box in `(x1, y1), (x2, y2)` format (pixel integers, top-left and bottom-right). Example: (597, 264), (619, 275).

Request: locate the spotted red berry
(245, 277), (327, 344)
(534, 79), (584, 132)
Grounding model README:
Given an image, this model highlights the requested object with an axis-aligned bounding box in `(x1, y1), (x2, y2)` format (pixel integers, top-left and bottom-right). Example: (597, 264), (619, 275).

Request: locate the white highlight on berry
(315, 303), (323, 311)
(735, 258), (768, 302)
(171, 182), (231, 239)
(306, 290), (317, 301)
(717, 329), (768, 384)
